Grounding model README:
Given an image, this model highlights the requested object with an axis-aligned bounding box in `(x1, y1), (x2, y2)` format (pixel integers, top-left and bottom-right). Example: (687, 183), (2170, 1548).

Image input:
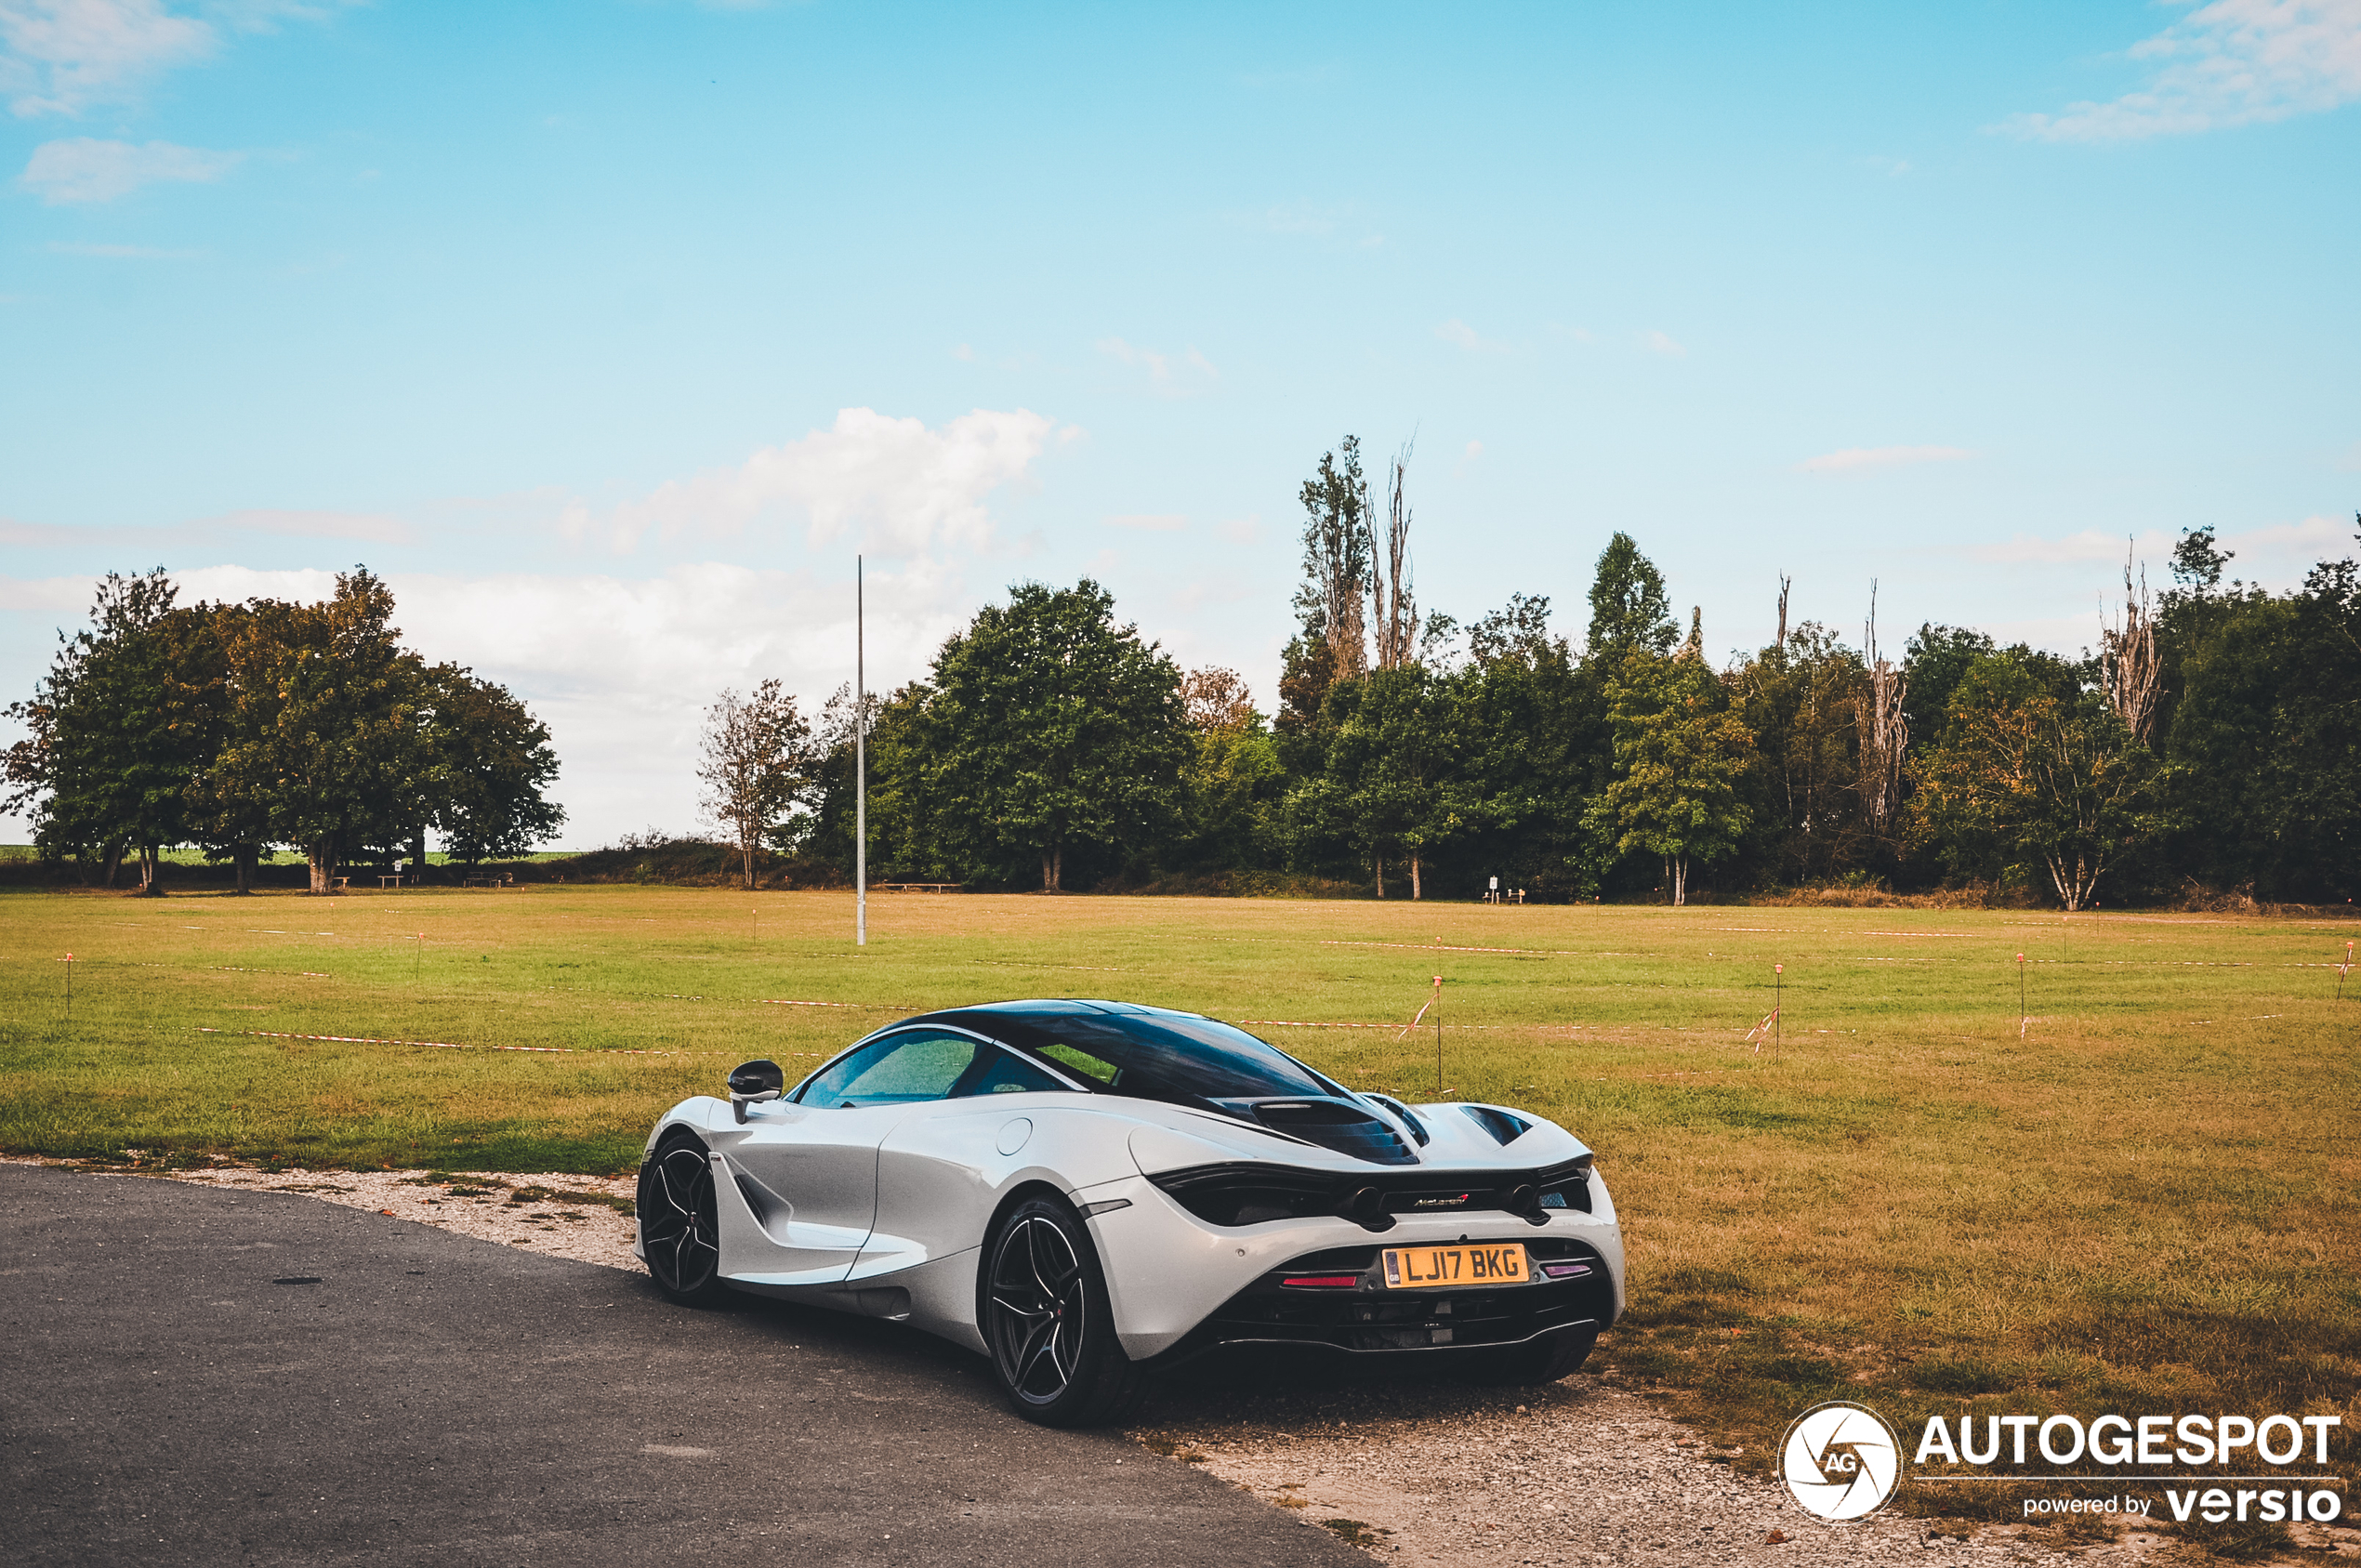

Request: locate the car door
(726, 1029), (983, 1285)
(858, 1045), (1078, 1282)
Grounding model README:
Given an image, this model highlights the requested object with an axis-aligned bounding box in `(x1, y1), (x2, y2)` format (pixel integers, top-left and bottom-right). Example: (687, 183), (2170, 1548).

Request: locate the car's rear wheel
(1463, 1327), (1596, 1387)
(638, 1130), (731, 1307)
(981, 1194), (1146, 1428)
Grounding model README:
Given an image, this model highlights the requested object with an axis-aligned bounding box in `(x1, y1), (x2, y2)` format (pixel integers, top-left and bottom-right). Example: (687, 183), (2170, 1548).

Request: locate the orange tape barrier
(193, 1027), (829, 1059)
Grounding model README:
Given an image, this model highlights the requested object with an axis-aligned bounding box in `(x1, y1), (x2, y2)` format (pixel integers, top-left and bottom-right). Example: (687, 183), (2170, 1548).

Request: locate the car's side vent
(1461, 1105), (1535, 1146)
(1253, 1100), (1420, 1166)
(1364, 1093), (1431, 1146)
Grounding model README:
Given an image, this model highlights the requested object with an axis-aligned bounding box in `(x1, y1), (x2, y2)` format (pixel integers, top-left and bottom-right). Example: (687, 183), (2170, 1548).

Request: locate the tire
(637, 1130), (732, 1307)
(979, 1193), (1147, 1428)
(1463, 1327), (1596, 1388)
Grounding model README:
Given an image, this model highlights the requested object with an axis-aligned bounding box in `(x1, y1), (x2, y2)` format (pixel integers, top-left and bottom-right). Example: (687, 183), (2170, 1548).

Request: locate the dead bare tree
(1775, 574), (1791, 654)
(2100, 543), (2161, 744)
(1859, 584), (1908, 837)
(1370, 442), (1420, 670)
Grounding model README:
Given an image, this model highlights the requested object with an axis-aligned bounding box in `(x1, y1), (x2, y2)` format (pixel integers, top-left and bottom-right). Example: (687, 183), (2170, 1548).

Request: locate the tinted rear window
(947, 1008), (1332, 1101)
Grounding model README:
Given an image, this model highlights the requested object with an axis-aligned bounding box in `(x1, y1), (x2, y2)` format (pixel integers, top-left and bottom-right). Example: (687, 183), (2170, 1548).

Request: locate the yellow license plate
(1380, 1243), (1529, 1289)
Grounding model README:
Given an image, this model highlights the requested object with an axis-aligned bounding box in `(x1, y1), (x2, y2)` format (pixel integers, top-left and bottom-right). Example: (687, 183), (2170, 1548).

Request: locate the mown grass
(3, 884), (2354, 1535)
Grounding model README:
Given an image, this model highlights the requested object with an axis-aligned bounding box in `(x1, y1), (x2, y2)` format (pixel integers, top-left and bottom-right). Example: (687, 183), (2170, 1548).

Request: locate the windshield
(926, 1003), (1337, 1103)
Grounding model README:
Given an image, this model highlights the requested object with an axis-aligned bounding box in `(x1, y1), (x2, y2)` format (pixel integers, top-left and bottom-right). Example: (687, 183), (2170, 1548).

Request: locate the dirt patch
(1129, 1364), (2194, 1567)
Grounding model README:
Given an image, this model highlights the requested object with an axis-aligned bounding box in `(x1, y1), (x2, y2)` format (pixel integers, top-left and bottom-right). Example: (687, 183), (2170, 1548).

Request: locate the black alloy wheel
(1462, 1326), (1597, 1387)
(981, 1195), (1146, 1428)
(638, 1131), (730, 1306)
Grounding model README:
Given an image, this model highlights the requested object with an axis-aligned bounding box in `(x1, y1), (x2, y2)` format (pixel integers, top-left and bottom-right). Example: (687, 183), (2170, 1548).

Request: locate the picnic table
(875, 882), (962, 893)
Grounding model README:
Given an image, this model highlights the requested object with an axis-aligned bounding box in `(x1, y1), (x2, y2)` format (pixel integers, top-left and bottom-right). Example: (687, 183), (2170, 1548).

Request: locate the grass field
(4, 883), (2355, 1528)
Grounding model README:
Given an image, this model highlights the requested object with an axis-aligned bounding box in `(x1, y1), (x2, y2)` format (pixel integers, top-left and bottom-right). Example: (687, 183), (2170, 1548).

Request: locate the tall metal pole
(855, 555), (867, 948)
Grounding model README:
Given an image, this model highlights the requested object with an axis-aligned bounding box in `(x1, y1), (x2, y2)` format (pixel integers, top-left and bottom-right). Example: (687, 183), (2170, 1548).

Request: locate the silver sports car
(636, 998), (1625, 1427)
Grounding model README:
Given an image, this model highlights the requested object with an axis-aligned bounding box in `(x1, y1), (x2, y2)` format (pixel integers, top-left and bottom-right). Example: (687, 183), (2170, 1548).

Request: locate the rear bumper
(1144, 1235), (1615, 1366)
(1082, 1169), (1625, 1360)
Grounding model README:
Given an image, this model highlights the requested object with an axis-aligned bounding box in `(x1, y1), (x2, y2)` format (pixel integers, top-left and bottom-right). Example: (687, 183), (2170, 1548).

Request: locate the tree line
(724, 438), (2360, 908)
(4, 568), (563, 893)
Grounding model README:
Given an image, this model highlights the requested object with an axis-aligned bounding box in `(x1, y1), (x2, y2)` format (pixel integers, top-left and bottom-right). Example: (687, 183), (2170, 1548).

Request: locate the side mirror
(728, 1059), (785, 1124)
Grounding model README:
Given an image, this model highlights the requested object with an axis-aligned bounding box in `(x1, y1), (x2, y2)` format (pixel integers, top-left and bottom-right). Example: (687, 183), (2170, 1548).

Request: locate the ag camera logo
(1782, 1401), (1906, 1522)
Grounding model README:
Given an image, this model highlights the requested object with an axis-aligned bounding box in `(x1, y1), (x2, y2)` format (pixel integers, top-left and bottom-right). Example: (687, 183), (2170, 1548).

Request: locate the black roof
(903, 999), (1341, 1104)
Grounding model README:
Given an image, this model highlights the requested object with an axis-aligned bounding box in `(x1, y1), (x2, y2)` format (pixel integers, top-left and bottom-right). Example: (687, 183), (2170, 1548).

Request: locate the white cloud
(1436, 318), (1512, 354)
(46, 238), (199, 256)
(0, 507), (406, 547)
(202, 507), (411, 544)
(1642, 329), (1686, 357)
(562, 406), (1070, 556)
(0, 0), (340, 118)
(1799, 444), (1976, 474)
(21, 136), (240, 202)
(1970, 514), (2351, 569)
(1972, 528), (2177, 565)
(1094, 336), (1218, 395)
(2005, 0), (2361, 141)
(1105, 513), (1186, 532)
(0, 572), (93, 610)
(0, 0), (211, 115)
(1215, 515), (1260, 546)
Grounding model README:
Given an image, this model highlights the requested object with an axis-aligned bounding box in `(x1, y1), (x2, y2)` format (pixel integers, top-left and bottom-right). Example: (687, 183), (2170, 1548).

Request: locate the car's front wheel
(980, 1194), (1146, 1427)
(637, 1130), (731, 1307)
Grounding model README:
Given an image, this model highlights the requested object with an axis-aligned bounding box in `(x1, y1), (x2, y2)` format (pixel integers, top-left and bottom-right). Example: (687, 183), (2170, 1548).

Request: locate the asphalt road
(0, 1165), (1367, 1567)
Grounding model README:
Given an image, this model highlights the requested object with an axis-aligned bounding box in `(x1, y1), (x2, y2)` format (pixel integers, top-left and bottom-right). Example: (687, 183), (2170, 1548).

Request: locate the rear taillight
(1280, 1273), (1362, 1289)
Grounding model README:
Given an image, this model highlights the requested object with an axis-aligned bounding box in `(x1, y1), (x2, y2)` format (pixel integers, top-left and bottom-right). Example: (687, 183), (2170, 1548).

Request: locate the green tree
(696, 679), (814, 889)
(1439, 593), (1603, 899)
(921, 580), (1188, 890)
(1586, 646), (1754, 905)
(2161, 522), (2361, 899)
(1733, 622), (1873, 885)
(1313, 664), (1468, 898)
(1173, 667), (1284, 871)
(429, 668), (566, 874)
(3, 571), (223, 891)
(1906, 652), (2168, 909)
(206, 570), (433, 893)
(1585, 532), (1677, 663)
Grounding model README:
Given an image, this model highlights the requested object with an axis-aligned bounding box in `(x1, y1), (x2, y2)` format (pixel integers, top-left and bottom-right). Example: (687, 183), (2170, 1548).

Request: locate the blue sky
(5, 1), (2357, 845)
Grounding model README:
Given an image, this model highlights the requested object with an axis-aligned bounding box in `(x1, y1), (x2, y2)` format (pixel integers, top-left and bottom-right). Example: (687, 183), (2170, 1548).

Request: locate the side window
(1037, 1042), (1120, 1087)
(956, 1048), (1070, 1098)
(796, 1031), (980, 1108)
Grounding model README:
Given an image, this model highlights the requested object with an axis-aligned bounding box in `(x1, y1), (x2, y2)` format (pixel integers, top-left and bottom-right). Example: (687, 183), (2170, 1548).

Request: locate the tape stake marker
(1416, 975), (1444, 1096)
(2017, 953), (2027, 1038)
